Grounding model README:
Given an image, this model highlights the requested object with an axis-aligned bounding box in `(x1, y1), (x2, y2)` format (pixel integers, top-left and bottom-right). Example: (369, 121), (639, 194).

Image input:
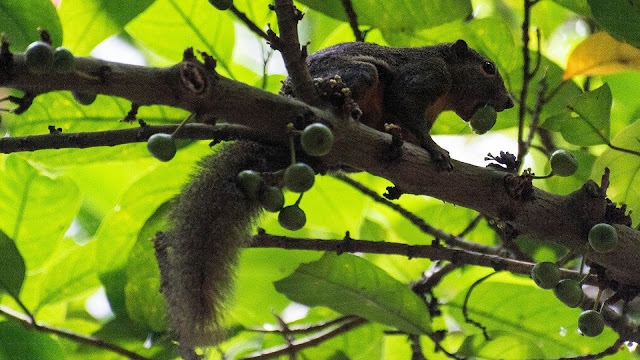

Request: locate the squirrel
(156, 39), (513, 348)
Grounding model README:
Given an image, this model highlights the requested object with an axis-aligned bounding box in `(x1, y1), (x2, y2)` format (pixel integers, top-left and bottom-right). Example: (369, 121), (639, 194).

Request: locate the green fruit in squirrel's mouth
(53, 47), (74, 73)
(278, 205), (306, 231)
(550, 149), (578, 177)
(208, 0), (233, 10)
(237, 170), (262, 199)
(260, 186), (285, 212)
(469, 105), (497, 134)
(147, 133), (176, 162)
(301, 123), (334, 157)
(284, 163), (315, 193)
(553, 279), (584, 308)
(72, 91), (97, 105)
(25, 41), (54, 74)
(531, 261), (560, 290)
(578, 310), (604, 337)
(588, 223), (618, 254)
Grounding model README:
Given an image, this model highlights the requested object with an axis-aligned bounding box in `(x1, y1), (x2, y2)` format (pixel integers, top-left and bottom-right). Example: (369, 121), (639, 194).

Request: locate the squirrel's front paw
(420, 137), (453, 171)
(429, 147), (453, 171)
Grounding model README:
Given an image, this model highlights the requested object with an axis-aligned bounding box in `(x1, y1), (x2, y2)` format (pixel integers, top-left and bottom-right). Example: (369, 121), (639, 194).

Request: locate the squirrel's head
(446, 39), (514, 122)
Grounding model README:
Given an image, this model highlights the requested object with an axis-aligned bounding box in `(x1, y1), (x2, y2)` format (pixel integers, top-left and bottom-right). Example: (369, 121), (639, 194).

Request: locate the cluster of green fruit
(530, 223), (619, 337)
(24, 40), (96, 106)
(237, 122), (334, 231)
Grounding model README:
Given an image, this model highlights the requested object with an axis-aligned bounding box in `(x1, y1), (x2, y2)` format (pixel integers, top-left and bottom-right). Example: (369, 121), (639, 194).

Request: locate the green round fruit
(553, 279), (584, 308)
(301, 123), (334, 157)
(578, 310), (604, 337)
(550, 150), (578, 177)
(146, 133), (176, 162)
(531, 261), (560, 290)
(237, 170), (262, 199)
(208, 0), (233, 10)
(260, 186), (285, 212)
(25, 41), (53, 74)
(469, 105), (497, 134)
(278, 205), (306, 231)
(588, 223), (618, 254)
(284, 163), (315, 193)
(53, 47), (74, 73)
(72, 91), (97, 105)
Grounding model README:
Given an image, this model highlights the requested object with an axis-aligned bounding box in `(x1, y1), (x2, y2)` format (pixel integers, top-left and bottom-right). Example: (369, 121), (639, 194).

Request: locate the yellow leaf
(563, 32), (640, 80)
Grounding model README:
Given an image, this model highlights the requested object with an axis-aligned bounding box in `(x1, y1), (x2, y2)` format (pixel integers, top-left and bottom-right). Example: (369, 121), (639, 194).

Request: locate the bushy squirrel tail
(156, 141), (287, 347)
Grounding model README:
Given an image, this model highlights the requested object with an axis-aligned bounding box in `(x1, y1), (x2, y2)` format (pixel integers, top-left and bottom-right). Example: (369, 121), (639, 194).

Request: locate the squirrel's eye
(483, 61), (496, 75)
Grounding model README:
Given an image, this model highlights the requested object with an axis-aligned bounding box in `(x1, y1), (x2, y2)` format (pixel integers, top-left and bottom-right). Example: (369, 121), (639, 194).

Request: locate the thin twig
(551, 337), (624, 360)
(333, 172), (505, 256)
(340, 0), (364, 42)
(0, 306), (152, 360)
(246, 315), (359, 334)
(242, 317), (368, 359)
(230, 5), (270, 41)
(462, 272), (499, 340)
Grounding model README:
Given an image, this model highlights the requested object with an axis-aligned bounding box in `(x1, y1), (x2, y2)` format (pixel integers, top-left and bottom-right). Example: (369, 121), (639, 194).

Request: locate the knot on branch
(179, 62), (207, 95)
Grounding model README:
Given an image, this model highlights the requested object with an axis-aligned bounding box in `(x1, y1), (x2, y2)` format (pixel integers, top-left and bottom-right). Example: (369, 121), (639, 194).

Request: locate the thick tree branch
(2, 48), (640, 289)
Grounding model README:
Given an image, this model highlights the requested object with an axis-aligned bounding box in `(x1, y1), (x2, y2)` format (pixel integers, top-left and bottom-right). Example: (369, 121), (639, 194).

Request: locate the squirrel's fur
(159, 40), (512, 347)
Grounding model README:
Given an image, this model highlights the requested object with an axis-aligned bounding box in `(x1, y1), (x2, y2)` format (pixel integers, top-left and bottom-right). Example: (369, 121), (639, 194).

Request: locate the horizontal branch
(251, 234), (588, 282)
(3, 49), (640, 288)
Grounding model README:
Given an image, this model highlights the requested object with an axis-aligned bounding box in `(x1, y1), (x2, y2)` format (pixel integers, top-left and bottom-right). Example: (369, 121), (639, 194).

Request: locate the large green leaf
(0, 155), (80, 268)
(551, 0), (592, 16)
(297, 0), (472, 34)
(274, 252), (431, 335)
(443, 273), (619, 358)
(592, 119), (640, 225)
(124, 202), (169, 332)
(588, 0), (640, 49)
(0, 0), (62, 50)
(0, 321), (64, 360)
(543, 83), (612, 146)
(58, 0), (155, 55)
(126, 0), (235, 75)
(35, 238), (100, 308)
(0, 230), (26, 298)
(93, 142), (209, 273)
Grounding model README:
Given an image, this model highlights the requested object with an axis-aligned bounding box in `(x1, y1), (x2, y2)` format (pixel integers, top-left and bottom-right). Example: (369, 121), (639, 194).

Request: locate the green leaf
(551, 0), (592, 16)
(124, 202), (170, 332)
(443, 273), (618, 358)
(0, 321), (64, 360)
(274, 253), (431, 335)
(457, 331), (545, 358)
(36, 238), (100, 308)
(0, 155), (80, 268)
(93, 142), (209, 272)
(58, 0), (155, 55)
(591, 119), (640, 225)
(298, 0), (471, 34)
(588, 0), (640, 49)
(126, 0), (235, 75)
(0, 230), (26, 297)
(543, 84), (612, 146)
(0, 0), (63, 50)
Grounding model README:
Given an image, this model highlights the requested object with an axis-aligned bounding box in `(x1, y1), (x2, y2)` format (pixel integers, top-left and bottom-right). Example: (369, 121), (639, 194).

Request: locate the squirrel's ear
(451, 39), (469, 58)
